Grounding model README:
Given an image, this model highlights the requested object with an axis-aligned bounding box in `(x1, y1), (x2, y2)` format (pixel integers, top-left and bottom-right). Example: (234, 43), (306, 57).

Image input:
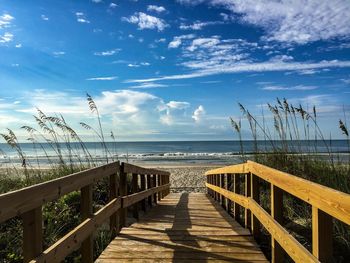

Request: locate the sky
(0, 0), (350, 141)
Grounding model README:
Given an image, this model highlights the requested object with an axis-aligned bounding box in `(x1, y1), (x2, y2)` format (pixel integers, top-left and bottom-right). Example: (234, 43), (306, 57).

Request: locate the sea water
(0, 140), (348, 166)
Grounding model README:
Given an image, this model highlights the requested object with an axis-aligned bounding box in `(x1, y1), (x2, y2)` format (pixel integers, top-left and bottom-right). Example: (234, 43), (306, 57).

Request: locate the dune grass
(231, 98), (350, 261)
(0, 94), (117, 262)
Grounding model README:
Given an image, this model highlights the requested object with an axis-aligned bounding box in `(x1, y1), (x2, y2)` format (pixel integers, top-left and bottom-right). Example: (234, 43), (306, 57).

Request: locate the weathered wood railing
(0, 161), (170, 263)
(205, 160), (350, 263)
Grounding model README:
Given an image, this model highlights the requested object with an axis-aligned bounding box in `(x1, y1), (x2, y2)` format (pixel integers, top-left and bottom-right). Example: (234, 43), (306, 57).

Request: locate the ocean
(0, 140), (348, 166)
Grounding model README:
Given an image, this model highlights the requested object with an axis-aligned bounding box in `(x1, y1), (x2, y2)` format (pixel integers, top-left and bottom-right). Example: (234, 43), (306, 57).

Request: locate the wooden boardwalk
(96, 193), (268, 262)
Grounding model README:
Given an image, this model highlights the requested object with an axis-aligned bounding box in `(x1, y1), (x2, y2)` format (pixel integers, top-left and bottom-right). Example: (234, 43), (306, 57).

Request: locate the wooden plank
(31, 198), (121, 263)
(22, 207), (42, 263)
(205, 163), (249, 176)
(98, 251), (267, 260)
(271, 185), (284, 263)
(205, 183), (248, 208)
(97, 193), (267, 263)
(248, 161), (350, 225)
(0, 161), (119, 223)
(96, 259), (269, 263)
(248, 199), (319, 263)
(81, 184), (93, 263)
(312, 206), (333, 262)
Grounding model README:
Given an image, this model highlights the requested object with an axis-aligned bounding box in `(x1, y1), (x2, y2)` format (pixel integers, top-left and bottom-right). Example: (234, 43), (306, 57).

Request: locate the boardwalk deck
(96, 193), (268, 262)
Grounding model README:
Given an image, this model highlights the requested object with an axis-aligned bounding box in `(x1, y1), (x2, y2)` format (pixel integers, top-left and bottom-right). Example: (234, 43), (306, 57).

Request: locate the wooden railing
(0, 162), (170, 263)
(205, 161), (350, 263)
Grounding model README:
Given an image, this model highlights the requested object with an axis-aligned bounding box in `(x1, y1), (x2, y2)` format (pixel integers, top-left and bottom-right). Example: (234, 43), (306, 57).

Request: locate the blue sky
(0, 0), (349, 141)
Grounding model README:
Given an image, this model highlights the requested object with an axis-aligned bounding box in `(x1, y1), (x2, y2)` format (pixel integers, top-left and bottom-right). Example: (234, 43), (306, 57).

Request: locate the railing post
(153, 174), (157, 205)
(81, 184), (93, 263)
(132, 173), (139, 220)
(271, 184), (284, 263)
(157, 174), (162, 201)
(226, 174), (232, 214)
(244, 173), (251, 229)
(109, 164), (120, 238)
(140, 174), (147, 212)
(22, 207), (43, 263)
(251, 173), (260, 241)
(234, 174), (241, 222)
(216, 174), (220, 202)
(119, 164), (127, 228)
(147, 174), (153, 207)
(220, 174), (226, 209)
(162, 174), (166, 198)
(312, 206), (333, 262)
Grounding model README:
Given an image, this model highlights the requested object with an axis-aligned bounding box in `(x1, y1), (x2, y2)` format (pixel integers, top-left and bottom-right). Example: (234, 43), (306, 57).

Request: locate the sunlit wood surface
(96, 193), (267, 262)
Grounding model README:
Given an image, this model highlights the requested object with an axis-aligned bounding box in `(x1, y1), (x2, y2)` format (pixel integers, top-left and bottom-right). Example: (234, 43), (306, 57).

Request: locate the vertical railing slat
(234, 174), (241, 223)
(140, 174), (146, 212)
(244, 173), (251, 229)
(81, 184), (93, 263)
(109, 166), (119, 238)
(271, 184), (284, 263)
(119, 165), (127, 228)
(251, 173), (260, 240)
(226, 174), (232, 214)
(312, 206), (333, 262)
(147, 174), (152, 207)
(220, 174), (226, 209)
(22, 207), (43, 263)
(132, 173), (139, 220)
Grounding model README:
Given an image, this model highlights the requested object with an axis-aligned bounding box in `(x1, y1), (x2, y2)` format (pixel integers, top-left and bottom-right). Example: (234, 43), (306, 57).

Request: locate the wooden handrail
(0, 161), (171, 263)
(205, 161), (350, 263)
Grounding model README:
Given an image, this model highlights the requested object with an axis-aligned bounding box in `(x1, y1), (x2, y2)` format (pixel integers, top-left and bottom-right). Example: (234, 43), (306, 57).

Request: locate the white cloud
(126, 60), (350, 83)
(122, 12), (168, 31)
(177, 0), (206, 5)
(53, 51), (65, 57)
(168, 34), (195, 48)
(192, 105), (206, 122)
(180, 21), (224, 30)
(262, 85), (318, 91)
(211, 0), (350, 44)
(92, 0), (103, 3)
(76, 12), (90, 24)
(167, 101), (190, 109)
(147, 5), (166, 13)
(187, 37), (221, 51)
(41, 14), (49, 21)
(129, 82), (168, 89)
(0, 32), (13, 43)
(86, 76), (118, 81)
(15, 43), (22, 48)
(127, 62), (150, 68)
(109, 3), (118, 8)
(0, 13), (14, 29)
(93, 49), (120, 56)
(341, 78), (350, 84)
